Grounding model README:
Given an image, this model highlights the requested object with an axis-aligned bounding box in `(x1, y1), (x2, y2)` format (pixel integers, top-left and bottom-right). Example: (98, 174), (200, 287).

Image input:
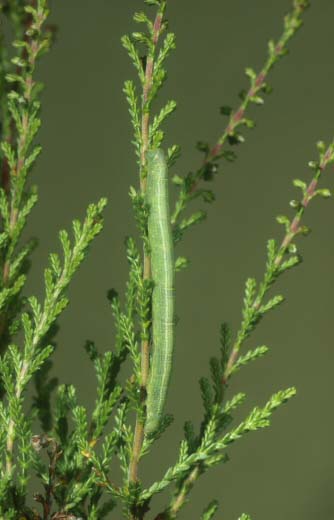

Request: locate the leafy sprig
(140, 388), (295, 511)
(0, 1), (331, 519)
(0, 198), (107, 516)
(151, 139), (334, 519)
(224, 140), (334, 381)
(122, 0), (178, 490)
(0, 0), (53, 352)
(122, 0), (177, 177)
(171, 0), (310, 239)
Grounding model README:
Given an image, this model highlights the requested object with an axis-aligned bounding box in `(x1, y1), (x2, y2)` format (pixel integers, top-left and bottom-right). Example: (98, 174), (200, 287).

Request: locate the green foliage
(170, 0), (309, 237)
(139, 387), (295, 503)
(0, 0), (56, 354)
(122, 0), (177, 180)
(201, 500), (219, 520)
(0, 1), (332, 519)
(0, 197), (107, 516)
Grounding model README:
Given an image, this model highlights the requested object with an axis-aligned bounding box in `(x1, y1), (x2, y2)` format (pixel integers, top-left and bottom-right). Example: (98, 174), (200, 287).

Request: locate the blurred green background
(20, 1), (334, 518)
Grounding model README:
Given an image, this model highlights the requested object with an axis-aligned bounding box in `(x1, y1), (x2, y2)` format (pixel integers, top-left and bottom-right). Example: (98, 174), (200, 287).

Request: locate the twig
(171, 0), (309, 226)
(128, 6), (164, 486)
(223, 141), (334, 382)
(154, 138), (334, 520)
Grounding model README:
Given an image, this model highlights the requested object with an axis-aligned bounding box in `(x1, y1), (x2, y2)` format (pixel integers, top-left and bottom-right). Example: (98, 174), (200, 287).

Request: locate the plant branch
(128, 4), (164, 487)
(0, 1), (51, 349)
(144, 388), (295, 510)
(223, 140), (334, 383)
(171, 0), (309, 227)
(4, 199), (106, 477)
(153, 139), (334, 520)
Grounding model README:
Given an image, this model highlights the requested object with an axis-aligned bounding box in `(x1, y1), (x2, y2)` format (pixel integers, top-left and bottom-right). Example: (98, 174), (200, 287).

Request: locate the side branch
(223, 141), (334, 382)
(171, 0), (309, 226)
(153, 138), (334, 520)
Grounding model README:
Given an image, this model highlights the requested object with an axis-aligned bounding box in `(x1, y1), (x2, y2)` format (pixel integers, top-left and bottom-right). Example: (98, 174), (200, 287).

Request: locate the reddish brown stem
(128, 10), (163, 489)
(184, 4), (308, 207)
(223, 143), (334, 384)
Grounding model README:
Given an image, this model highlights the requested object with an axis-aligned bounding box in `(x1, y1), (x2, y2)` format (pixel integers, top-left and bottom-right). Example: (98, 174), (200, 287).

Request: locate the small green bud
(175, 256), (190, 272)
(315, 188), (331, 198)
(250, 95), (264, 105)
(289, 199), (301, 209)
(299, 225), (311, 236)
(276, 215), (290, 226)
(245, 67), (256, 81)
(24, 5), (36, 14)
(131, 32), (147, 43)
(11, 56), (26, 67)
(288, 243), (297, 254)
(308, 160), (318, 170)
(227, 132), (244, 146)
(243, 118), (256, 128)
(293, 178), (307, 191)
(5, 74), (25, 85)
(133, 11), (149, 23)
(316, 140), (326, 153)
(129, 185), (137, 198)
(12, 40), (27, 49)
(268, 39), (276, 56)
(172, 175), (184, 186)
(276, 215), (291, 233)
(7, 91), (20, 100)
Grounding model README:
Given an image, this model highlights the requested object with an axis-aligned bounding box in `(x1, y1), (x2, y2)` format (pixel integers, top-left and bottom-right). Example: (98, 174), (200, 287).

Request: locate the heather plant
(0, 1), (332, 519)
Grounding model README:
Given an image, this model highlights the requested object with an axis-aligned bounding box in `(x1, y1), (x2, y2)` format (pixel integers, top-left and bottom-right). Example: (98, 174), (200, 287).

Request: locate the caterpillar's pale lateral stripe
(145, 149), (174, 434)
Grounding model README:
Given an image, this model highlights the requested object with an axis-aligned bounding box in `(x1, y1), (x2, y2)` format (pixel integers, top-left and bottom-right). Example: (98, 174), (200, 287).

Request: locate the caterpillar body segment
(145, 149), (175, 434)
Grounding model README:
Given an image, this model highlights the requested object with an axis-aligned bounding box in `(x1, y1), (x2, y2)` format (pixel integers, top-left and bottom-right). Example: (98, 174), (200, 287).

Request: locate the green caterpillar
(145, 148), (175, 435)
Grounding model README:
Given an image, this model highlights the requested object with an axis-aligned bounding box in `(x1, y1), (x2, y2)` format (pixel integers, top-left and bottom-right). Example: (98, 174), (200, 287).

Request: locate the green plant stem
(0, 3), (31, 189)
(0, 20), (11, 196)
(152, 466), (201, 520)
(5, 197), (106, 477)
(171, 0), (309, 226)
(169, 466), (200, 519)
(128, 7), (163, 487)
(0, 5), (30, 344)
(0, 4), (46, 346)
(5, 285), (61, 475)
(136, 2), (310, 515)
(154, 139), (334, 520)
(223, 141), (334, 383)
